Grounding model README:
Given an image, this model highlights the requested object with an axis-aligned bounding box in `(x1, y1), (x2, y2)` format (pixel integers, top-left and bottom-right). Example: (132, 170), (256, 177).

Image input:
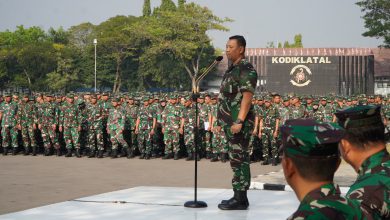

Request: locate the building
(206, 48), (390, 96)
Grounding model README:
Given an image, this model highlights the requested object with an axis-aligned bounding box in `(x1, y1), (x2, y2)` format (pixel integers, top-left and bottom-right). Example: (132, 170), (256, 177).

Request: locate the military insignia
(290, 65), (312, 87)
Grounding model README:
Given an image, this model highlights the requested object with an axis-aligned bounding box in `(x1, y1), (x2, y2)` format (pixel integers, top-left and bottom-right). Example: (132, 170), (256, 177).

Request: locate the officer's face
(67, 98), (74, 103)
(143, 101), (149, 106)
(283, 101), (290, 107)
(226, 39), (244, 62)
(91, 98), (97, 104)
(23, 97), (28, 102)
(5, 97), (11, 102)
(169, 99), (176, 104)
(102, 95), (108, 101)
(258, 100), (264, 105)
(112, 101), (118, 107)
(160, 101), (166, 107)
(273, 96), (281, 104)
(197, 98), (204, 103)
(205, 96), (211, 104)
(265, 101), (271, 107)
(307, 99), (313, 104)
(321, 100), (327, 105)
(128, 99), (134, 105)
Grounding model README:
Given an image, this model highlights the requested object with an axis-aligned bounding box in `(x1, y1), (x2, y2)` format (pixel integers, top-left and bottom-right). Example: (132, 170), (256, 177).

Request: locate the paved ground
(0, 155), (281, 214)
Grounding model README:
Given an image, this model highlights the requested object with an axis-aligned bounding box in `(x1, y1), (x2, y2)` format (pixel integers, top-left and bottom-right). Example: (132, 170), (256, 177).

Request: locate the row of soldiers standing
(1, 91), (389, 163)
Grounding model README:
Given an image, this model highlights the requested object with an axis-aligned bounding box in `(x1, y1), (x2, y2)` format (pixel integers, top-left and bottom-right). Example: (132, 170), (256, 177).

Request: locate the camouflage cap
(280, 119), (345, 158)
(112, 97), (121, 102)
(67, 93), (75, 99)
(335, 105), (383, 129)
(142, 96), (149, 101)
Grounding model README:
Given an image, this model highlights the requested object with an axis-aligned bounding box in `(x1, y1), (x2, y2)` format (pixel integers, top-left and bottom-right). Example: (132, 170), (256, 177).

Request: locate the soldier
(60, 94), (82, 157)
(335, 105), (390, 219)
(197, 94), (210, 158)
(99, 92), (112, 156)
(217, 35), (257, 210)
(39, 94), (57, 156)
(123, 96), (138, 158)
(161, 94), (183, 160)
(280, 119), (363, 219)
(135, 96), (156, 160)
(259, 97), (280, 166)
(318, 97), (335, 122)
(85, 94), (104, 158)
(0, 93), (18, 155)
(289, 96), (306, 119)
(107, 97), (128, 158)
(248, 96), (261, 160)
(17, 94), (37, 155)
(180, 96), (196, 161)
(210, 96), (229, 162)
(279, 96), (291, 125)
(53, 94), (64, 156)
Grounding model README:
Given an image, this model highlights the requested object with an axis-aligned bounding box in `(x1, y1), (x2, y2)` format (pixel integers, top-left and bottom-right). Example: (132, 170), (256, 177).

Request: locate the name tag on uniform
(204, 122), (209, 130)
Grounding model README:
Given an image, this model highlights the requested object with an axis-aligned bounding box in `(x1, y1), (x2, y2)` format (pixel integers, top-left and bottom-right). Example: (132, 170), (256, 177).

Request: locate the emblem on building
(290, 65), (312, 87)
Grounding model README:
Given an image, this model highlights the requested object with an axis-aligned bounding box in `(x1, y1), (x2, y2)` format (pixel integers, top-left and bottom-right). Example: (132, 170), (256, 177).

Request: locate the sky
(0, 0), (382, 49)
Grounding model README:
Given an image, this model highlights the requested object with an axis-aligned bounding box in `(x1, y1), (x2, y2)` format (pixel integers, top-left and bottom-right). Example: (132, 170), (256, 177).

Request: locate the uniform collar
(301, 183), (339, 205)
(358, 149), (389, 176)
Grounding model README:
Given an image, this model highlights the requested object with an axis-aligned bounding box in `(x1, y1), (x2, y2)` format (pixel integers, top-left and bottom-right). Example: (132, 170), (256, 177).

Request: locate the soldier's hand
(17, 124), (21, 130)
(33, 124), (37, 130)
(273, 131), (278, 138)
(162, 128), (165, 134)
(59, 126), (63, 132)
(213, 126), (221, 133)
(52, 124), (56, 131)
(150, 129), (155, 136)
(252, 129), (258, 136)
(179, 128), (183, 135)
(38, 124), (42, 130)
(230, 123), (242, 135)
(134, 129), (138, 134)
(78, 126), (81, 132)
(258, 132), (262, 139)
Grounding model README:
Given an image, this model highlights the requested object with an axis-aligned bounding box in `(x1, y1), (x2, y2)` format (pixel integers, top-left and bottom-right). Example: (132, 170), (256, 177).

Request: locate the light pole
(93, 38), (97, 93)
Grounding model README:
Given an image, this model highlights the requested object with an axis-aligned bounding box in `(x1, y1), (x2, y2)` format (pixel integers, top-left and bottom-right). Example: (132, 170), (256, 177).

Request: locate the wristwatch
(234, 119), (244, 125)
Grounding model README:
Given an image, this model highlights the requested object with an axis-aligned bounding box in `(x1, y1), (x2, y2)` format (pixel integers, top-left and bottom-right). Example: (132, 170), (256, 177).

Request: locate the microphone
(195, 56), (224, 87)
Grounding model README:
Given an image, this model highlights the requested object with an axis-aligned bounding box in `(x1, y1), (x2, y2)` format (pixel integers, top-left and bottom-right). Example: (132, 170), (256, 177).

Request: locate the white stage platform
(0, 186), (299, 220)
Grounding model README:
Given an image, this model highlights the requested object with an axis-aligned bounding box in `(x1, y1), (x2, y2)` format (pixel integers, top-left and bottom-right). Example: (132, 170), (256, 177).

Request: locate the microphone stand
(184, 56), (223, 208)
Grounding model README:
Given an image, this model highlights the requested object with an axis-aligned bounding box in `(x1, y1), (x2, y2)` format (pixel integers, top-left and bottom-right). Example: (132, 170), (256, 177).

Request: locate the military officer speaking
(216, 35), (257, 210)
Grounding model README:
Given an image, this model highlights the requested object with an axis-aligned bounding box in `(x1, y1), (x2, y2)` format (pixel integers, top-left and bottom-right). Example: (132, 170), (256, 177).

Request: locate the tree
(94, 15), (139, 93)
(143, 0), (151, 17)
(67, 22), (95, 50)
(266, 41), (275, 48)
(178, 0), (186, 9)
(160, 0), (177, 11)
(356, 0), (390, 48)
(129, 2), (231, 90)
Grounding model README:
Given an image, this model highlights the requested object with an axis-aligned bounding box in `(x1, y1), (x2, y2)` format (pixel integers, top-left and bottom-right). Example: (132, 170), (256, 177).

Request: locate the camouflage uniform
(182, 102), (196, 155)
(346, 150), (390, 219)
(217, 59), (257, 191)
(280, 119), (364, 220)
(289, 103), (306, 119)
(318, 101), (334, 122)
(123, 100), (138, 156)
(18, 98), (37, 152)
(107, 100), (128, 152)
(260, 101), (280, 164)
(39, 99), (56, 152)
(60, 100), (81, 151)
(0, 96), (18, 151)
(161, 100), (183, 157)
(210, 102), (228, 157)
(198, 101), (210, 155)
(335, 105), (390, 219)
(99, 98), (113, 151)
(85, 101), (104, 154)
(288, 183), (363, 220)
(137, 102), (155, 157)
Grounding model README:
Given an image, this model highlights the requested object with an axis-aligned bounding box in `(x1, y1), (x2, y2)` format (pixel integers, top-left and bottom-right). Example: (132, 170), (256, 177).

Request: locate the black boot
(44, 148), (50, 156)
(111, 149), (118, 158)
(75, 149), (81, 158)
(65, 149), (72, 157)
(32, 146), (37, 156)
(145, 153), (150, 160)
(97, 150), (104, 158)
(88, 149), (95, 158)
(139, 153), (145, 159)
(221, 153), (228, 163)
(210, 153), (219, 162)
(174, 152), (179, 160)
(3, 147), (8, 156)
(24, 147), (29, 155)
(56, 148), (62, 156)
(218, 190), (249, 210)
(186, 153), (193, 161)
(162, 153), (172, 160)
(12, 147), (18, 155)
(206, 151), (211, 159)
(261, 158), (269, 165)
(126, 148), (134, 159)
